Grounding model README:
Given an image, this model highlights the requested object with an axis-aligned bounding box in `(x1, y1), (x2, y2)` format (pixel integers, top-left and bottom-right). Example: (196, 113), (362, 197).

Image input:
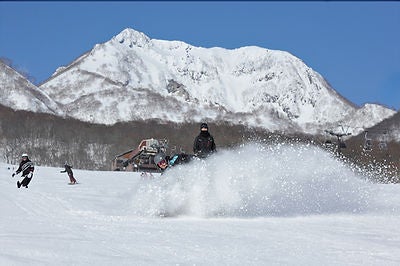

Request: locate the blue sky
(1, 1), (399, 110)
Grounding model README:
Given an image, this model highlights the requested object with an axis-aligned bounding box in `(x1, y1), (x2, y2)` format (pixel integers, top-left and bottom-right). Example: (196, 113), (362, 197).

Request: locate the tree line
(0, 105), (398, 182)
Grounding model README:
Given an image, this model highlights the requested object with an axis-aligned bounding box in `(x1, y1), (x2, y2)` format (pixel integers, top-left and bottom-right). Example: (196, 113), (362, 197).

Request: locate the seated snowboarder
(153, 152), (193, 172)
(60, 162), (77, 184)
(12, 153), (34, 188)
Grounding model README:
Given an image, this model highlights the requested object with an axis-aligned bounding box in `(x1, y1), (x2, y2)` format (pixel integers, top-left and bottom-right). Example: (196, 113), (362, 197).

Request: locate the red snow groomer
(111, 138), (168, 172)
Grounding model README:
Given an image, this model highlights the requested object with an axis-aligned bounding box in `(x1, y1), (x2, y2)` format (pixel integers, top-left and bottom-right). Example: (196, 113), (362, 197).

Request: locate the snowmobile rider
(154, 152), (193, 172)
(12, 153), (34, 188)
(193, 123), (216, 158)
(60, 162), (77, 184)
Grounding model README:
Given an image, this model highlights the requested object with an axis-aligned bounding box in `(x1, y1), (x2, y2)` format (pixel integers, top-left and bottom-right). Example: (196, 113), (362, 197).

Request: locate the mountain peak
(113, 28), (151, 48)
(35, 29), (396, 135)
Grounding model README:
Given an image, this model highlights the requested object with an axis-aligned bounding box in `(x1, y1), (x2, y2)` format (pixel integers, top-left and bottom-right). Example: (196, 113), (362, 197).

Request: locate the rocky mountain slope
(0, 61), (61, 115)
(1, 28), (396, 135)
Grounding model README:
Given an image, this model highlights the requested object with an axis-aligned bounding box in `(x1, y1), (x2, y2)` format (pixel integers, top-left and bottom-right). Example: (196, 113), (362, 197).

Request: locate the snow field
(1, 142), (400, 265)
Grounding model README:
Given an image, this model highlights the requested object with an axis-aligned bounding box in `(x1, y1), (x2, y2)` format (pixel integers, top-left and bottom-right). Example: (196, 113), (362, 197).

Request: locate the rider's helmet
(154, 152), (167, 168)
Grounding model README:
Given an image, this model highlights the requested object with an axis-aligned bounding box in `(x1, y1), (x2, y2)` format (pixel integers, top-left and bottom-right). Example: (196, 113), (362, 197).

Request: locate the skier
(60, 162), (77, 185)
(153, 152), (193, 172)
(193, 123), (216, 158)
(12, 153), (34, 188)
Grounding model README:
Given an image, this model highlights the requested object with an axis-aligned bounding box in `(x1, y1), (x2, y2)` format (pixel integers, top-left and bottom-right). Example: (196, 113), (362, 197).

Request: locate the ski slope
(1, 143), (400, 265)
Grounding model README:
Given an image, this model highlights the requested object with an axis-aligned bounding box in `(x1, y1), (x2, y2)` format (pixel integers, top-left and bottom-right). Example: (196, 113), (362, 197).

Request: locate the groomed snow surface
(1, 143), (400, 265)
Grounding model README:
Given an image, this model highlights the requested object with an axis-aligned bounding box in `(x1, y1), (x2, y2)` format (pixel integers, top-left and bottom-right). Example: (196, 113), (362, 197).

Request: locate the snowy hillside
(2, 143), (400, 265)
(351, 104), (397, 132)
(38, 28), (395, 133)
(0, 62), (61, 115)
(366, 110), (400, 142)
(386, 111), (400, 142)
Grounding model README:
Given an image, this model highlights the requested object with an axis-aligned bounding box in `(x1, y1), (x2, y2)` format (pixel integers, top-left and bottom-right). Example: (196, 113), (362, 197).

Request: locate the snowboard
(17, 181), (29, 188)
(17, 177), (31, 188)
(68, 182), (79, 185)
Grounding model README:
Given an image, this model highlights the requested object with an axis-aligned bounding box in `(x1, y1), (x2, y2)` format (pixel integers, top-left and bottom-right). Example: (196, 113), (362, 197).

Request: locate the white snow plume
(128, 143), (377, 218)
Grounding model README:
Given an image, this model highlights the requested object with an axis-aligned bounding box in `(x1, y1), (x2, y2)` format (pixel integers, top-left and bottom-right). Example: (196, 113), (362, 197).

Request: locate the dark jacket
(193, 131), (216, 158)
(61, 164), (73, 175)
(16, 159), (34, 176)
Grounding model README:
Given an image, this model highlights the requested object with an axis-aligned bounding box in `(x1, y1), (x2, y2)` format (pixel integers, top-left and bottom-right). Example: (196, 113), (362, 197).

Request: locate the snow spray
(128, 142), (382, 218)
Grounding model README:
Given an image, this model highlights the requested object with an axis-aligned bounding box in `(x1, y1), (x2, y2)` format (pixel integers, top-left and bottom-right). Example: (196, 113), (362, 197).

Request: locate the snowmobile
(111, 138), (168, 172)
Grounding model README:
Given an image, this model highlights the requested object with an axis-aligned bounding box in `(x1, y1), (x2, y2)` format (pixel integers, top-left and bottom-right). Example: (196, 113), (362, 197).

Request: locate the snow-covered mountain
(0, 61), (61, 115)
(1, 28), (395, 134)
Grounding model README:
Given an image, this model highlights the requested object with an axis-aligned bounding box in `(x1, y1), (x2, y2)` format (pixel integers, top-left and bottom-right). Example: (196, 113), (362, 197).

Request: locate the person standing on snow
(60, 162), (77, 184)
(193, 123), (216, 158)
(12, 153), (34, 188)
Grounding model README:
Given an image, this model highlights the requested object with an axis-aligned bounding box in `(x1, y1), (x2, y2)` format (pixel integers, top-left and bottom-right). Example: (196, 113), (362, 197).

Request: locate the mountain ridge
(1, 28), (396, 135)
(0, 61), (61, 115)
